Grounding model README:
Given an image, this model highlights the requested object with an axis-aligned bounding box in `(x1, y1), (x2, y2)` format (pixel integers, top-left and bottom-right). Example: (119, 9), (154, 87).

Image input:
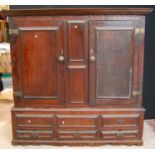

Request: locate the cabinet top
(2, 8), (153, 16)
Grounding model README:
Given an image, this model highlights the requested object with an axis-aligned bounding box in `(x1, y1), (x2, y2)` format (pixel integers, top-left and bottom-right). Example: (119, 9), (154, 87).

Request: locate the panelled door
(64, 20), (88, 104)
(12, 21), (64, 105)
(89, 20), (140, 105)
(12, 19), (141, 107)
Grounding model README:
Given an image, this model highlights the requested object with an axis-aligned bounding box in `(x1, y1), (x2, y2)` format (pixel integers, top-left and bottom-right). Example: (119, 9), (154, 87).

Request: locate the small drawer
(101, 130), (138, 140)
(16, 130), (53, 140)
(58, 115), (97, 129)
(102, 114), (139, 130)
(16, 114), (52, 126)
(57, 130), (96, 140)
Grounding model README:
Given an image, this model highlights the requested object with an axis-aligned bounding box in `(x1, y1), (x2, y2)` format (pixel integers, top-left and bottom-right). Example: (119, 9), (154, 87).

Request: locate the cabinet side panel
(137, 18), (145, 105)
(9, 17), (23, 102)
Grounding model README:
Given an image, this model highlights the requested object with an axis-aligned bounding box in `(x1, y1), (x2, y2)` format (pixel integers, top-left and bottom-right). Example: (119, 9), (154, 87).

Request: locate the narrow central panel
(65, 20), (88, 104)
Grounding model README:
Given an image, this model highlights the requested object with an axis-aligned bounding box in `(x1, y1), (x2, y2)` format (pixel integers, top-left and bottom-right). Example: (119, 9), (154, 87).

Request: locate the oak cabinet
(4, 8), (153, 146)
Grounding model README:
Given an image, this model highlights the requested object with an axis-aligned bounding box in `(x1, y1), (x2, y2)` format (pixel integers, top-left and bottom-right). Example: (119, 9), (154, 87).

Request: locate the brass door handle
(90, 55), (96, 61)
(58, 49), (64, 62)
(90, 49), (96, 62)
(58, 56), (64, 62)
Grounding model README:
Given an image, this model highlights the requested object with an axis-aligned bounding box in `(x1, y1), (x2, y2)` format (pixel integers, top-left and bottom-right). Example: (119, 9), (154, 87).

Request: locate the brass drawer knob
(116, 119), (125, 124)
(31, 133), (38, 139)
(116, 133), (124, 139)
(74, 132), (80, 138)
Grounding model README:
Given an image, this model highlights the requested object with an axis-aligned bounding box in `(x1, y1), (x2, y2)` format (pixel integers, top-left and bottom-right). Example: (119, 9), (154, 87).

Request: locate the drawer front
(57, 130), (96, 140)
(12, 110), (144, 143)
(16, 130), (53, 140)
(101, 130), (138, 140)
(102, 114), (140, 130)
(57, 115), (98, 140)
(16, 114), (53, 127)
(57, 115), (97, 130)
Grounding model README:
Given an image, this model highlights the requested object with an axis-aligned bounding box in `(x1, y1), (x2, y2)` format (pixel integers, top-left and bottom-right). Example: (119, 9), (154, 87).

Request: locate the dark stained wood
(2, 8), (153, 16)
(11, 107), (144, 145)
(22, 27), (61, 98)
(96, 28), (132, 98)
(102, 114), (140, 131)
(137, 20), (145, 105)
(7, 8), (152, 146)
(101, 130), (139, 141)
(10, 18), (65, 105)
(67, 20), (87, 61)
(89, 20), (141, 105)
(65, 20), (88, 104)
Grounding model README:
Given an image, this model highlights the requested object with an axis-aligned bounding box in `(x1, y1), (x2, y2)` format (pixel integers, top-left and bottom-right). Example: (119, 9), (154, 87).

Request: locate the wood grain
(7, 8), (151, 146)
(2, 8), (153, 16)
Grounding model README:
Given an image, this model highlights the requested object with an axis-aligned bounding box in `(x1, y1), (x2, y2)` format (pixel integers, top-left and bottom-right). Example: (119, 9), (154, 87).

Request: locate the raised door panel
(67, 66), (86, 104)
(67, 21), (86, 61)
(89, 21), (140, 105)
(65, 20), (88, 104)
(14, 23), (64, 105)
(96, 28), (132, 98)
(22, 28), (58, 98)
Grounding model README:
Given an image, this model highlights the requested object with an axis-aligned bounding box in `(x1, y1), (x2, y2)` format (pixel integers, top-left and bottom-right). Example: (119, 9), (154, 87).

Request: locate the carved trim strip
(57, 115), (97, 118)
(17, 125), (52, 128)
(12, 107), (145, 112)
(67, 65), (87, 69)
(23, 96), (58, 99)
(101, 130), (138, 134)
(2, 8), (153, 16)
(16, 130), (53, 133)
(96, 27), (134, 31)
(16, 114), (53, 118)
(19, 27), (58, 31)
(58, 130), (96, 134)
(58, 125), (95, 128)
(102, 114), (140, 118)
(67, 20), (87, 23)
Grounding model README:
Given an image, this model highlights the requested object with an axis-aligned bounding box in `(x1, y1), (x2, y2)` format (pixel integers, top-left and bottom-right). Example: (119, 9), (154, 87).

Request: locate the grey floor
(0, 100), (155, 149)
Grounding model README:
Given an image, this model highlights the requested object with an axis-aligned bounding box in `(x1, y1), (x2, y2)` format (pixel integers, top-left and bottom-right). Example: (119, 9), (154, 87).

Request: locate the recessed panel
(22, 29), (59, 98)
(65, 20), (88, 105)
(67, 66), (87, 104)
(67, 21), (86, 61)
(96, 29), (132, 98)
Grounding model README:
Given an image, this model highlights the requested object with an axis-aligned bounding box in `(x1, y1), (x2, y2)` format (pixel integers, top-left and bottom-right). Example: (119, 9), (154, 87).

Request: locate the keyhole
(62, 121), (65, 124)
(34, 35), (38, 38)
(28, 120), (31, 124)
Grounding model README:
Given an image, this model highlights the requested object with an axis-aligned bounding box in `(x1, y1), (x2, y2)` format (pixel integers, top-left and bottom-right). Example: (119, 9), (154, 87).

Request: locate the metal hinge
(133, 90), (141, 97)
(13, 91), (22, 97)
(9, 29), (19, 35)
